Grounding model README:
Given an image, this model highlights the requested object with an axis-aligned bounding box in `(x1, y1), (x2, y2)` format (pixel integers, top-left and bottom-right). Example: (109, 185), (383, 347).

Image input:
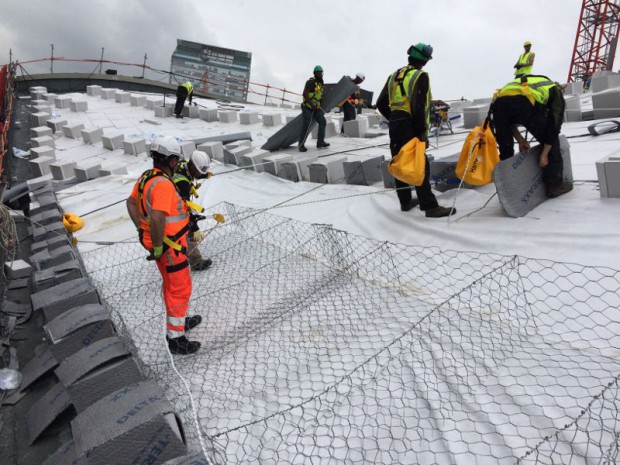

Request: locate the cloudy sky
(2, 0), (616, 104)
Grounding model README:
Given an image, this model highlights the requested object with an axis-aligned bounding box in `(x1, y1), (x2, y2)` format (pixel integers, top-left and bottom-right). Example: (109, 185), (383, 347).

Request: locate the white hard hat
(190, 150), (211, 175)
(355, 72), (365, 81)
(150, 136), (182, 160)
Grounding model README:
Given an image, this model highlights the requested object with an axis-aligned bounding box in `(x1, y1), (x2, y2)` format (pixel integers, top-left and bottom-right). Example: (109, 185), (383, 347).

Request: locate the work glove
(192, 230), (204, 243)
(213, 213), (225, 223)
(147, 245), (164, 261)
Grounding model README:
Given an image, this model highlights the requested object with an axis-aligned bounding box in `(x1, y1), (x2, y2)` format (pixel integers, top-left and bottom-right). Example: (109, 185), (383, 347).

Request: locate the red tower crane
(567, 0), (620, 83)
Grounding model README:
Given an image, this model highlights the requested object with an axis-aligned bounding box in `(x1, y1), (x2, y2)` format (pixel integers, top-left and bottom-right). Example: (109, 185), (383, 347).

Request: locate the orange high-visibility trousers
(153, 235), (192, 338)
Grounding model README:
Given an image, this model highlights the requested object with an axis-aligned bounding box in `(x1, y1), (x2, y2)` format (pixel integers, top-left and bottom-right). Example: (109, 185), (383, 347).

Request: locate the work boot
(400, 199), (420, 212)
(167, 335), (200, 355)
(191, 258), (212, 271)
(298, 144), (308, 152)
(175, 114), (183, 119)
(425, 206), (456, 218)
(547, 182), (573, 198)
(316, 141), (330, 149)
(184, 315), (202, 331)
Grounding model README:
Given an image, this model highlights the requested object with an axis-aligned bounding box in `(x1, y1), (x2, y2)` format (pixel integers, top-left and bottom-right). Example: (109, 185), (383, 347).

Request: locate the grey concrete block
(31, 209), (61, 226)
(592, 88), (620, 119)
(55, 95), (72, 109)
(596, 150), (620, 198)
(26, 382), (72, 444)
(179, 140), (196, 157)
(143, 118), (162, 126)
(32, 220), (67, 242)
(43, 93), (58, 103)
(154, 105), (173, 117)
(32, 104), (53, 115)
(263, 153), (293, 175)
(30, 88), (47, 100)
(240, 149), (271, 171)
(223, 145), (252, 165)
(31, 135), (56, 149)
(86, 85), (102, 96)
(74, 162), (103, 182)
(123, 139), (147, 155)
(50, 160), (78, 180)
(311, 120), (338, 139)
(309, 156), (347, 184)
(564, 96), (582, 122)
(70, 100), (88, 112)
(4, 259), (33, 279)
(32, 245), (75, 271)
(239, 112), (259, 124)
(33, 261), (83, 292)
(49, 320), (116, 367)
(145, 97), (163, 109)
(62, 123), (85, 139)
(115, 91), (131, 104)
(81, 127), (103, 144)
(46, 118), (68, 133)
(30, 146), (56, 160)
(32, 111), (52, 127)
(463, 104), (489, 129)
(197, 141), (224, 162)
(564, 81), (583, 95)
(381, 160), (396, 188)
(100, 88), (117, 100)
(262, 113), (282, 127)
(285, 115), (297, 124)
(181, 105), (200, 118)
(31, 278), (100, 321)
(590, 72), (620, 93)
(129, 94), (147, 106)
(30, 126), (54, 138)
(102, 133), (125, 150)
(98, 166), (128, 177)
(218, 109), (238, 123)
(30, 156), (55, 177)
(344, 156), (384, 185)
(193, 132), (252, 145)
(343, 119), (368, 138)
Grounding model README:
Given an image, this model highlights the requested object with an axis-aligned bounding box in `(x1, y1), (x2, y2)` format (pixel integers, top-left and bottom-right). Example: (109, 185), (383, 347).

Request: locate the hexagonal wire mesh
(80, 202), (620, 464)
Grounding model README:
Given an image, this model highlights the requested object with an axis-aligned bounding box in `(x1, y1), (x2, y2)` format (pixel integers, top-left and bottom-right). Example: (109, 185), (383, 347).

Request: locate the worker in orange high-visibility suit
(126, 136), (202, 355)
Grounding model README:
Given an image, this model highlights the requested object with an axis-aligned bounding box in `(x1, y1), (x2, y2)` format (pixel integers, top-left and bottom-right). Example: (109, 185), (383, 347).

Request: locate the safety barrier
(0, 63), (15, 179)
(75, 202), (620, 464)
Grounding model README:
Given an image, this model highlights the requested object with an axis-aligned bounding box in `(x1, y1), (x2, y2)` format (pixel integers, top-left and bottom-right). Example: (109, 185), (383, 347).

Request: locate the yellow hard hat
(524, 41), (532, 47)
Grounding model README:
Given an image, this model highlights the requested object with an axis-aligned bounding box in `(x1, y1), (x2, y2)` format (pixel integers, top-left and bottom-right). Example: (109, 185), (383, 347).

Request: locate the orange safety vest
(133, 168), (189, 246)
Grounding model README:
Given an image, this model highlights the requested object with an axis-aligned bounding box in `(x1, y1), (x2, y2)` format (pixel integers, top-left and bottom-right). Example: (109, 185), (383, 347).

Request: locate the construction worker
(174, 81), (194, 119)
(298, 65), (330, 152)
(126, 136), (202, 355)
(340, 72), (365, 132)
(376, 43), (456, 217)
(514, 41), (535, 78)
(172, 150), (213, 271)
(490, 75), (573, 198)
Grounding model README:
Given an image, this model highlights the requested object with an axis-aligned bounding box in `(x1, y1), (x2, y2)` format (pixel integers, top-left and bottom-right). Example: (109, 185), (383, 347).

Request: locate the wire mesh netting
(80, 203), (620, 465)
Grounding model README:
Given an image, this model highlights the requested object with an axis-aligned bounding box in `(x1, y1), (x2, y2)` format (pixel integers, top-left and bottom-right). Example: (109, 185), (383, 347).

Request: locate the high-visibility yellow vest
(514, 51), (533, 76)
(387, 66), (430, 133)
(181, 82), (193, 94)
(495, 75), (558, 106)
(303, 77), (323, 108)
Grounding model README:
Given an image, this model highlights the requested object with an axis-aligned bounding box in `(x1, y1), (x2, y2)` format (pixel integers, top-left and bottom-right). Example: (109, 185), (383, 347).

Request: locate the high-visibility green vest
(303, 77), (323, 108)
(387, 66), (430, 132)
(514, 51), (533, 76)
(495, 75), (558, 106)
(181, 82), (193, 94)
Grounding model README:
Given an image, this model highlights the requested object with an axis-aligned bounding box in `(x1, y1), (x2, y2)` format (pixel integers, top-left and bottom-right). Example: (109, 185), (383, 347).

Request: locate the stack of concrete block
(564, 81), (584, 96)
(43, 93), (58, 103)
(179, 140), (197, 156)
(74, 161), (103, 182)
(29, 156), (56, 177)
(343, 118), (369, 138)
(218, 110), (238, 123)
(30, 86), (47, 100)
(70, 100), (88, 112)
(564, 96), (582, 122)
(32, 112), (52, 127)
(181, 106), (200, 119)
(154, 105), (173, 117)
(199, 108), (218, 122)
(62, 124), (85, 139)
(309, 155), (348, 184)
(590, 70), (620, 93)
(145, 97), (163, 110)
(32, 104), (53, 115)
(31, 126), (54, 139)
(31, 136), (55, 149)
(46, 118), (68, 134)
(277, 155), (319, 182)
(30, 146), (55, 160)
(100, 88), (117, 100)
(50, 160), (78, 181)
(86, 85), (102, 97)
(129, 94), (147, 107)
(463, 104), (489, 129)
(196, 141), (224, 162)
(592, 88), (620, 119)
(262, 114), (282, 127)
(263, 153), (293, 175)
(101, 132), (125, 150)
(596, 149), (620, 198)
(343, 156), (384, 185)
(223, 145), (252, 165)
(123, 138), (147, 155)
(4, 259), (33, 280)
(239, 112), (259, 124)
(240, 149), (271, 171)
(31, 99), (47, 107)
(114, 91), (130, 104)
(81, 127), (103, 145)
(55, 96), (72, 109)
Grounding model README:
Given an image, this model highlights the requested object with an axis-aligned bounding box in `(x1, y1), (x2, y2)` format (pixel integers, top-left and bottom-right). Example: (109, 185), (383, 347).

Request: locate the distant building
(170, 39), (252, 102)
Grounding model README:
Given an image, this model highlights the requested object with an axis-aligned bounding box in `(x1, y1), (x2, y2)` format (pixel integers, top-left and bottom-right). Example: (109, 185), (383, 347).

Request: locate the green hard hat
(314, 65), (323, 72)
(408, 43), (433, 61)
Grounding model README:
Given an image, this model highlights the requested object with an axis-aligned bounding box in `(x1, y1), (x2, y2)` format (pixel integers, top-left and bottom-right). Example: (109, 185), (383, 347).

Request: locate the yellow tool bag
(62, 212), (84, 233)
(455, 123), (500, 186)
(387, 137), (426, 186)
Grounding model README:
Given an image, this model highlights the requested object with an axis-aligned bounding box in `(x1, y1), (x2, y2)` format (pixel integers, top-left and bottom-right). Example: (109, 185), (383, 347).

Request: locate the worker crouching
(126, 136), (202, 355)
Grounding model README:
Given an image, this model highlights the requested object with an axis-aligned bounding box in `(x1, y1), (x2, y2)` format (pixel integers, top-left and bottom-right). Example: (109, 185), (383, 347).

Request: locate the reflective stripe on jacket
(387, 66), (430, 134)
(495, 75), (558, 106)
